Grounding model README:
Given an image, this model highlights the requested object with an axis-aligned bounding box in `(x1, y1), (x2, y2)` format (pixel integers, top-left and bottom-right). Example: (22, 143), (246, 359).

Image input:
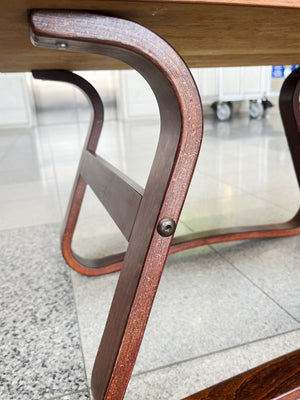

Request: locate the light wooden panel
(131, 0), (300, 7)
(1, 1), (300, 71)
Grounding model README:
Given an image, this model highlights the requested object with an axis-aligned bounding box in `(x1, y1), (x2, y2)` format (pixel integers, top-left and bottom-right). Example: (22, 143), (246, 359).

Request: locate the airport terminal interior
(0, 67), (299, 399)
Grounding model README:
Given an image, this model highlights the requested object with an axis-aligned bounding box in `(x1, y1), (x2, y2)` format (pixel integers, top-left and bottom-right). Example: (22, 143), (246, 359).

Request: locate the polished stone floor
(0, 79), (299, 399)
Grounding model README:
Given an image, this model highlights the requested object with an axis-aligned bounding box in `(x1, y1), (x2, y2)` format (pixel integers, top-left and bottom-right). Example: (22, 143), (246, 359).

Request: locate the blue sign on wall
(272, 66), (285, 78)
(272, 65), (300, 78)
(291, 65), (300, 71)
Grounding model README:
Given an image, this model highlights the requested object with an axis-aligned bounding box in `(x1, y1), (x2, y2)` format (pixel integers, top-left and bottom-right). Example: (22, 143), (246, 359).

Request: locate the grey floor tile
(70, 269), (119, 384)
(134, 248), (298, 373)
(0, 132), (52, 171)
(125, 329), (300, 400)
(213, 166), (299, 211)
(1, 85), (299, 400)
(212, 236), (300, 321)
(180, 192), (292, 233)
(36, 108), (79, 126)
(0, 131), (55, 184)
(0, 195), (62, 230)
(0, 167), (53, 186)
(255, 187), (299, 213)
(50, 389), (90, 400)
(72, 246), (298, 381)
(0, 180), (58, 202)
(0, 224), (87, 400)
(185, 170), (244, 203)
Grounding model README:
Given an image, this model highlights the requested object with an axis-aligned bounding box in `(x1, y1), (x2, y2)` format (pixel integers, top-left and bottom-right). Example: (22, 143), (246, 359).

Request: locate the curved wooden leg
(32, 69), (126, 276)
(29, 10), (203, 399)
(170, 66), (300, 252)
(33, 65), (300, 276)
(279, 66), (300, 190)
(183, 349), (300, 400)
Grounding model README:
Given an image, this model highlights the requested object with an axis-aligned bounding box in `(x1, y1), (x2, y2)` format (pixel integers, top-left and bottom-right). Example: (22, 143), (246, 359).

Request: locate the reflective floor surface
(0, 83), (299, 399)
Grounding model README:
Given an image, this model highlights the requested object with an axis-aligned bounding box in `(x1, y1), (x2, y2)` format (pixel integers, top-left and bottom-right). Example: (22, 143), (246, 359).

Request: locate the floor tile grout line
(180, 220), (194, 233)
(34, 120), (66, 220)
(0, 219), (61, 233)
(67, 266), (92, 395)
(209, 244), (300, 324)
(132, 326), (300, 379)
(48, 387), (90, 400)
(44, 121), (71, 219)
(198, 166), (298, 215)
(0, 134), (22, 164)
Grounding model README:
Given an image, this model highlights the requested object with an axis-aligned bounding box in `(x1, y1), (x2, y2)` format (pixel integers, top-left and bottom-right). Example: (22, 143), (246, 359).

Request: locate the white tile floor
(0, 75), (299, 400)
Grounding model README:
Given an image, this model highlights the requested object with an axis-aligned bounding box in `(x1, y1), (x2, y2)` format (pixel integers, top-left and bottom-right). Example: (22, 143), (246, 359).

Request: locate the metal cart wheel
(249, 100), (264, 119)
(212, 101), (232, 121)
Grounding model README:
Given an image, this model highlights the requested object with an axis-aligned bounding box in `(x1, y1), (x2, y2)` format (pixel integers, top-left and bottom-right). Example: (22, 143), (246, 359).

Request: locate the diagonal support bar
(81, 151), (143, 241)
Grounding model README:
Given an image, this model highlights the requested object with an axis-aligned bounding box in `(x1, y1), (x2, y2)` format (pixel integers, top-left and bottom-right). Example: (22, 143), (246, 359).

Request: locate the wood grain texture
(32, 69), (111, 276)
(81, 151), (143, 241)
(2, 1), (300, 71)
(134, 0), (300, 6)
(30, 10), (300, 400)
(183, 349), (300, 400)
(30, 10), (203, 399)
(34, 47), (300, 279)
(38, 67), (300, 276)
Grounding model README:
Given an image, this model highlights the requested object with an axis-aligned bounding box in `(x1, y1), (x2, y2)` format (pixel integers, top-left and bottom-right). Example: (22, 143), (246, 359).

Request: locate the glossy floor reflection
(0, 99), (299, 400)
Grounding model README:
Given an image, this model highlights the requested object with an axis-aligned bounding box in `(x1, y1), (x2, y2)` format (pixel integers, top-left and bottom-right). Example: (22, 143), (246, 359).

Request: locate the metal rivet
(157, 218), (176, 237)
(56, 42), (68, 49)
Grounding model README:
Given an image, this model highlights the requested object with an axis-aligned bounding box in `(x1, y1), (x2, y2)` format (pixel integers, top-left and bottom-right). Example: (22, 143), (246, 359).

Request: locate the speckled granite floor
(0, 224), (89, 400)
(0, 72), (299, 399)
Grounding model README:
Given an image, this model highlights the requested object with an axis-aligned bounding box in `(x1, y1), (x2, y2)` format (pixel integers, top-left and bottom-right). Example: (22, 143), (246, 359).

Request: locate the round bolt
(157, 218), (176, 237)
(56, 42), (68, 49)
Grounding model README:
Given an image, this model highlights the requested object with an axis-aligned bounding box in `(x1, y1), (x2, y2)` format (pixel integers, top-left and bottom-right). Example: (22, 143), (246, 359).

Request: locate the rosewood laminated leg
(183, 349), (300, 400)
(29, 9), (300, 400)
(170, 65), (300, 252)
(32, 69), (126, 276)
(29, 9), (203, 399)
(32, 59), (300, 277)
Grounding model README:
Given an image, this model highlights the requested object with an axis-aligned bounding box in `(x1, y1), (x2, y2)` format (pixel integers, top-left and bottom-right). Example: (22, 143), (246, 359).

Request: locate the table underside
(1, 1), (300, 72)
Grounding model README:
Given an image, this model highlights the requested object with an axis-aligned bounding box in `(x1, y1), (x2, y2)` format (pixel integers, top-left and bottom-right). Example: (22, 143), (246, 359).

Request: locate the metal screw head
(56, 42), (68, 49)
(157, 218), (176, 237)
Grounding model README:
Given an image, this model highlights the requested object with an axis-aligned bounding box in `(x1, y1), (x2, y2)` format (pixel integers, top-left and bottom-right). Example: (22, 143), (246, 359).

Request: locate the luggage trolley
(197, 66), (274, 121)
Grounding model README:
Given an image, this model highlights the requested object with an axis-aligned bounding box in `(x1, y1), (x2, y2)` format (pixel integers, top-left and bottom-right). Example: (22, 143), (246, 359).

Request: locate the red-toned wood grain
(30, 10), (203, 399)
(183, 350), (300, 400)
(34, 65), (300, 277)
(30, 10), (300, 400)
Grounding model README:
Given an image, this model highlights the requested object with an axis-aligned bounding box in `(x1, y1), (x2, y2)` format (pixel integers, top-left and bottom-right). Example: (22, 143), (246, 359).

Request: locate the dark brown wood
(30, 10), (300, 400)
(33, 70), (145, 275)
(33, 70), (144, 275)
(81, 151), (143, 240)
(183, 349), (300, 400)
(34, 64), (300, 277)
(279, 66), (300, 187)
(33, 69), (119, 276)
(29, 9), (203, 400)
